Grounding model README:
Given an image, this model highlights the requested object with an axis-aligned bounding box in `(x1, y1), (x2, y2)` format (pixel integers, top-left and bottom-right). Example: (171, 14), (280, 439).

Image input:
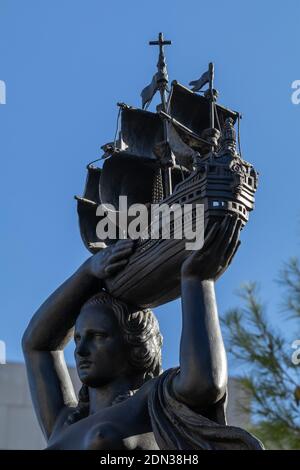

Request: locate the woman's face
(74, 304), (130, 387)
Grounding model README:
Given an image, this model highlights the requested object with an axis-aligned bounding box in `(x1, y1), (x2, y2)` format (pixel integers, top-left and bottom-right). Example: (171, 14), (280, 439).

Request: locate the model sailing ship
(76, 33), (258, 308)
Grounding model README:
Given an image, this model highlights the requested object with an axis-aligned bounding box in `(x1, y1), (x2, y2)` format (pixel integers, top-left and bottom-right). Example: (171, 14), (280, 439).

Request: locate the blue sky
(0, 0), (300, 372)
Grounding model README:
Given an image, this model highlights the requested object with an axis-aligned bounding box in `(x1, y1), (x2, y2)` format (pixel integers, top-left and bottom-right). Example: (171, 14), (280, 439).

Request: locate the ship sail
(119, 107), (164, 159)
(75, 165), (108, 252)
(100, 105), (189, 210)
(166, 81), (239, 152)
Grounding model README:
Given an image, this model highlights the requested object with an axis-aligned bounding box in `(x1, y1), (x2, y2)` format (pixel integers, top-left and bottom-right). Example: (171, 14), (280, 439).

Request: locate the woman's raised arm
(22, 240), (134, 439)
(172, 216), (241, 410)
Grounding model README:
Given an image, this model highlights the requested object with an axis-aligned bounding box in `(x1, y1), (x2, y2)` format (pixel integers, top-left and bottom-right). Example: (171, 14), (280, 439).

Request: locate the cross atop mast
(149, 32), (171, 111)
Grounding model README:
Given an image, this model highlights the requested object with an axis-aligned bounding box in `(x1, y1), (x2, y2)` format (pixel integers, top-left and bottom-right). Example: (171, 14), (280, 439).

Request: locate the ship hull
(104, 156), (255, 308)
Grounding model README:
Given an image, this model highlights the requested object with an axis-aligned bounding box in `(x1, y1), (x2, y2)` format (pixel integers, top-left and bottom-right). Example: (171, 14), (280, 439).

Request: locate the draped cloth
(148, 368), (264, 450)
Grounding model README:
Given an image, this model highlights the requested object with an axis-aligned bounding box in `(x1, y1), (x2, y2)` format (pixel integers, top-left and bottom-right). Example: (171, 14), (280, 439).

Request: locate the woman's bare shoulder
(133, 375), (162, 401)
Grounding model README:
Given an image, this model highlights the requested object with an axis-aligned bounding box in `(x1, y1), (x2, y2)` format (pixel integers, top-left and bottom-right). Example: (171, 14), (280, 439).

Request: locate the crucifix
(149, 32), (171, 110)
(149, 32), (173, 197)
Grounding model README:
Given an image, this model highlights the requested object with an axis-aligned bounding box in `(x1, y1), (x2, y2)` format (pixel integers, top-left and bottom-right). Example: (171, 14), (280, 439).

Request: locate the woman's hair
(67, 291), (163, 424)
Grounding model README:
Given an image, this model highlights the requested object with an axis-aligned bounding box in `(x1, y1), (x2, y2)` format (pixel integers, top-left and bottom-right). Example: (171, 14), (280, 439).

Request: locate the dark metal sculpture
(76, 37), (258, 308)
(22, 34), (263, 450)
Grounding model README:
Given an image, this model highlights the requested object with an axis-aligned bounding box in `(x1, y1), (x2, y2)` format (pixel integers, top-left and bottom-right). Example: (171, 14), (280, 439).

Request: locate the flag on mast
(189, 64), (214, 92)
(141, 72), (159, 109)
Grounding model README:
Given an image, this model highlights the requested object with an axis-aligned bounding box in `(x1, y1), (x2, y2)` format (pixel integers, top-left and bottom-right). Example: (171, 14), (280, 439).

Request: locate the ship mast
(208, 62), (216, 153)
(149, 32), (173, 197)
(208, 63), (214, 133)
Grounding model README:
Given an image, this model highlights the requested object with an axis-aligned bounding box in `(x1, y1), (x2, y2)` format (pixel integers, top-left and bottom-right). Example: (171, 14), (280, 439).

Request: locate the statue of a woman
(22, 215), (263, 450)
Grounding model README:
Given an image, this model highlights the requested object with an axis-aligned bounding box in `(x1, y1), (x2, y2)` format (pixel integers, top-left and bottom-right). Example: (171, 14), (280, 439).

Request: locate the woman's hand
(181, 215), (242, 280)
(84, 239), (135, 280)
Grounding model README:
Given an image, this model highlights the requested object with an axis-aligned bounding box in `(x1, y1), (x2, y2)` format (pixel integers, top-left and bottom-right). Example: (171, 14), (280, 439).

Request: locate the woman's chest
(50, 390), (159, 450)
(84, 395), (159, 450)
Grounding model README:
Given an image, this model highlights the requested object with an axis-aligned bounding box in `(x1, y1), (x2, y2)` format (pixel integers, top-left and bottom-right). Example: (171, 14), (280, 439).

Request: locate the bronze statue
(22, 217), (263, 450)
(22, 34), (263, 450)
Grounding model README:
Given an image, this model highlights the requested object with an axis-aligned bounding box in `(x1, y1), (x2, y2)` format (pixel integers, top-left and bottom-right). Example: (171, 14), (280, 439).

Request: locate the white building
(0, 362), (250, 450)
